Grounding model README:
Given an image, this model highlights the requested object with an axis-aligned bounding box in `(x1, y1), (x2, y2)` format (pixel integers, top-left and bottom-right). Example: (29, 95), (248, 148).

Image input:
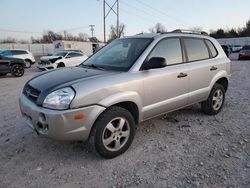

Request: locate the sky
(0, 0), (250, 42)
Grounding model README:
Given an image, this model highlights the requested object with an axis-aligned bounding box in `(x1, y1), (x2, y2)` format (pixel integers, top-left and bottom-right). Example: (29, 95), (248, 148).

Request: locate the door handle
(210, 66), (218, 71)
(177, 72), (188, 78)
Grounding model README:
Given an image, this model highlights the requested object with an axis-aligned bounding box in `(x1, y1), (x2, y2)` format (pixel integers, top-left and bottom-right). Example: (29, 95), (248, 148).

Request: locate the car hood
(27, 66), (117, 105)
(40, 55), (63, 60)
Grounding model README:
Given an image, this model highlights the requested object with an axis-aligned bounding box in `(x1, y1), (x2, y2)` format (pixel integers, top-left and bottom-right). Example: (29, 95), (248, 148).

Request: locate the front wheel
(201, 83), (225, 115)
(93, 106), (135, 158)
(11, 64), (24, 77)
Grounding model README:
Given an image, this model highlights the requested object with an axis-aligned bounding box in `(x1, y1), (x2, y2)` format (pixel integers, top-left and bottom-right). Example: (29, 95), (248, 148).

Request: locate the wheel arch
(210, 71), (229, 92)
(97, 91), (143, 124)
(215, 77), (228, 92)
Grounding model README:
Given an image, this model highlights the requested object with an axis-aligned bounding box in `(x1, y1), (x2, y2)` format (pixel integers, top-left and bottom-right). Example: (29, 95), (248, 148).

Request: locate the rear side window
(184, 38), (209, 62)
(148, 38), (183, 65)
(205, 40), (217, 57)
(11, 50), (28, 55)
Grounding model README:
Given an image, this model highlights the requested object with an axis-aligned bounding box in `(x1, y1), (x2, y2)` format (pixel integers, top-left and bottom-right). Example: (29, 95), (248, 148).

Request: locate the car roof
(123, 31), (214, 41)
(1, 49), (28, 52)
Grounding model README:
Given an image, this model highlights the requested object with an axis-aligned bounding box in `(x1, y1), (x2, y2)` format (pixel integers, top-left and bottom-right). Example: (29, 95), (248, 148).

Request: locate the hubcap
(212, 89), (223, 111)
(102, 117), (130, 152)
(13, 65), (23, 76)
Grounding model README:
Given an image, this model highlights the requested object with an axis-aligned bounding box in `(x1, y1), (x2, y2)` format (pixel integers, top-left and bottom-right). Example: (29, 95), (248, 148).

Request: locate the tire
(201, 83), (225, 115)
(24, 59), (32, 68)
(0, 73), (7, 76)
(57, 62), (65, 68)
(11, 64), (24, 77)
(93, 106), (136, 158)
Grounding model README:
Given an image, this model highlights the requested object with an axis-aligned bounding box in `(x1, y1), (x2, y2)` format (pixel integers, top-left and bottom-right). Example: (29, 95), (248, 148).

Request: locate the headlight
(43, 87), (75, 110)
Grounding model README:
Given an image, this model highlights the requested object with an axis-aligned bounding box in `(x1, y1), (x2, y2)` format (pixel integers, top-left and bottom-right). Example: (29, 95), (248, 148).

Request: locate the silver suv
(19, 30), (231, 158)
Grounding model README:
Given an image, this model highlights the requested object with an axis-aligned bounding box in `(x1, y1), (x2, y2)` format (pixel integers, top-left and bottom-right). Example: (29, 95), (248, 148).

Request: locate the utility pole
(89, 25), (95, 38)
(103, 0), (119, 43)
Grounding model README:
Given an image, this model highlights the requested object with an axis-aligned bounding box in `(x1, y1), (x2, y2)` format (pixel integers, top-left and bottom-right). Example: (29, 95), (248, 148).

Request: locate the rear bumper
(19, 94), (106, 141)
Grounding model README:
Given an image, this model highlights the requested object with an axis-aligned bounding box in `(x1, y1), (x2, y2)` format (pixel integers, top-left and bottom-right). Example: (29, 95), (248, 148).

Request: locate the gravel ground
(0, 61), (250, 188)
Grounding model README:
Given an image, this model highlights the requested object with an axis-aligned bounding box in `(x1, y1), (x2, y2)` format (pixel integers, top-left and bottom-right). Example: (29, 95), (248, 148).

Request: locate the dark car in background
(238, 45), (250, 60)
(0, 54), (25, 77)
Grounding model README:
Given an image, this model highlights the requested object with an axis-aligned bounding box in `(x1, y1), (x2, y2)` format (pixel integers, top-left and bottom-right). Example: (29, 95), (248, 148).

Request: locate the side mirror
(145, 57), (167, 70)
(66, 55), (71, 58)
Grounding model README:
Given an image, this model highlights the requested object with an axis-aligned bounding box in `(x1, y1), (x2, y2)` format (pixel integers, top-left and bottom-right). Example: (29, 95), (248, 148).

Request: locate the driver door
(141, 38), (190, 120)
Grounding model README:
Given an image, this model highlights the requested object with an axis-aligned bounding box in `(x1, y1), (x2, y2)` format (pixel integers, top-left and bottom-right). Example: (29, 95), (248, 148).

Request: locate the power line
(135, 0), (189, 26)
(120, 1), (174, 26)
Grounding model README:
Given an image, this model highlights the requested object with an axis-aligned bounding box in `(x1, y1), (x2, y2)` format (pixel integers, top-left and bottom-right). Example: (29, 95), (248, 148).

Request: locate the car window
(11, 50), (28, 55)
(184, 38), (209, 61)
(1, 50), (12, 56)
(68, 52), (83, 57)
(54, 52), (68, 57)
(242, 46), (250, 50)
(205, 40), (218, 57)
(148, 38), (183, 65)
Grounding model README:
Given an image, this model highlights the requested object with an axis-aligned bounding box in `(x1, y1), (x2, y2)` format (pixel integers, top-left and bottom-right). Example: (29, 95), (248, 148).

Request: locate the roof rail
(171, 29), (209, 36)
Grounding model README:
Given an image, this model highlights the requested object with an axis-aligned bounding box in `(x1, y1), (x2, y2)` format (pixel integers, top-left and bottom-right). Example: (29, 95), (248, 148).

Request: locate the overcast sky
(0, 0), (250, 41)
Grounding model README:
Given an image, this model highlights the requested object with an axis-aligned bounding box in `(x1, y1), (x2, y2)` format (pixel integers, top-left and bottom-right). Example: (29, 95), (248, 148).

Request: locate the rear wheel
(201, 83), (225, 115)
(93, 106), (135, 158)
(11, 64), (24, 77)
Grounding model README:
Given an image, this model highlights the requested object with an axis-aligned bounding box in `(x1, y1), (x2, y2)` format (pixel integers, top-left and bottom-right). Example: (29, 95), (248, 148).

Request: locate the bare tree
(108, 23), (126, 42)
(78, 33), (89, 41)
(189, 26), (203, 32)
(149, 23), (167, 33)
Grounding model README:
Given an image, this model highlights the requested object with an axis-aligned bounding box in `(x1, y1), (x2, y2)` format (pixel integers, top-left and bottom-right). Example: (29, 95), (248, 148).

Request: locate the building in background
(217, 37), (250, 46)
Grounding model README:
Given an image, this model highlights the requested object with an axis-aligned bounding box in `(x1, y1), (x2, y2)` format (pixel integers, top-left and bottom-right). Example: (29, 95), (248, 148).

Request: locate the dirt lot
(0, 61), (250, 188)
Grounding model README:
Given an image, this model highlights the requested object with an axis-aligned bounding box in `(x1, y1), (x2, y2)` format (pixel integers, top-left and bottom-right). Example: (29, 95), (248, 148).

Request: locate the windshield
(82, 38), (152, 71)
(54, 52), (68, 57)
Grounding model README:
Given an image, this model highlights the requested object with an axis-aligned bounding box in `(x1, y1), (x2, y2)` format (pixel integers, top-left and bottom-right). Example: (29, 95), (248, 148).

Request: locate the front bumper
(37, 64), (56, 71)
(19, 94), (106, 141)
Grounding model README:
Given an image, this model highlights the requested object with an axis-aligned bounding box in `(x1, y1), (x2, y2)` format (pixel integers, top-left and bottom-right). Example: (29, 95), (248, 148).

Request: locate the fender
(205, 70), (229, 98)
(98, 91), (143, 121)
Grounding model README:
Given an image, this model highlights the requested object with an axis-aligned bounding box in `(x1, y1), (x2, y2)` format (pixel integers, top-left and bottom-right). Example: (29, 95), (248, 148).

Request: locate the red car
(238, 46), (250, 60)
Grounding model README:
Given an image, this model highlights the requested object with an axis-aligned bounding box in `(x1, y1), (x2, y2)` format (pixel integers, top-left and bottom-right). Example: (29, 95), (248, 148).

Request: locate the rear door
(141, 37), (189, 120)
(183, 38), (220, 104)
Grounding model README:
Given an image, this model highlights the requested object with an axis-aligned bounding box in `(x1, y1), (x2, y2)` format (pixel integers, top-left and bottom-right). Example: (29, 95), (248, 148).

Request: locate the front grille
(23, 84), (41, 103)
(39, 60), (51, 65)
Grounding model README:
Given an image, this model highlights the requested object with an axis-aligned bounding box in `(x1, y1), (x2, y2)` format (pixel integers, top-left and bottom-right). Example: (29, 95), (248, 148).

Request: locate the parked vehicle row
(0, 49), (89, 77)
(19, 30), (231, 158)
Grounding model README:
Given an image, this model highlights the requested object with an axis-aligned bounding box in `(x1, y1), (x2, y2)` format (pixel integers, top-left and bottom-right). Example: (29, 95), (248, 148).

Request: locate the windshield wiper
(80, 64), (106, 71)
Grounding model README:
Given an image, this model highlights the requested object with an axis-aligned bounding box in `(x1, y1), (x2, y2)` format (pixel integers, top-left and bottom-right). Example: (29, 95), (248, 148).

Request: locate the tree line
(209, 20), (250, 38)
(1, 20), (250, 44)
